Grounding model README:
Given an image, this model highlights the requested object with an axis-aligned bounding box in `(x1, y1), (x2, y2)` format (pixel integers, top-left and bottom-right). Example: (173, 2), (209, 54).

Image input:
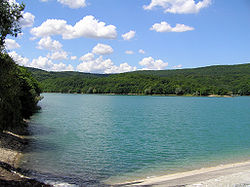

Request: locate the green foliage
(0, 53), (41, 131)
(0, 0), (25, 51)
(18, 66), (42, 119)
(0, 0), (40, 132)
(26, 63), (250, 96)
(0, 53), (22, 130)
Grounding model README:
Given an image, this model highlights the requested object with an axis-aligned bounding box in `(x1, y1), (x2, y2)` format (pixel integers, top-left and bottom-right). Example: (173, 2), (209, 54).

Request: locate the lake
(20, 93), (250, 186)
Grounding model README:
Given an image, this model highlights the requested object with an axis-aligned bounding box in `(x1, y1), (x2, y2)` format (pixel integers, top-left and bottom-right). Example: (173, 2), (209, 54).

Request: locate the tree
(0, 1), (41, 131)
(0, 54), (41, 131)
(18, 67), (41, 119)
(0, 53), (22, 130)
(0, 0), (25, 51)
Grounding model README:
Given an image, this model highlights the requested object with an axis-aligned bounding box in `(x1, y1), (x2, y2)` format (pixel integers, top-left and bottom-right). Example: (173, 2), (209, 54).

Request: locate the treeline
(27, 63), (250, 96)
(0, 53), (41, 131)
(0, 1), (41, 132)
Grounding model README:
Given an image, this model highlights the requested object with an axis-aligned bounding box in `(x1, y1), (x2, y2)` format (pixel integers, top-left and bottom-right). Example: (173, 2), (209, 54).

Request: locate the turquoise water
(21, 94), (250, 186)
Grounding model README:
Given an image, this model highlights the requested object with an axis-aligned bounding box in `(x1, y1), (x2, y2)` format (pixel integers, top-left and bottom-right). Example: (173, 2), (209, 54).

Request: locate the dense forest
(0, 1), (41, 131)
(0, 54), (41, 131)
(26, 63), (250, 96)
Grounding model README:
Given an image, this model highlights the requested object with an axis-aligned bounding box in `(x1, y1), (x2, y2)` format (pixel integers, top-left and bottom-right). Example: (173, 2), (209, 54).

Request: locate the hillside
(25, 63), (250, 96)
(27, 67), (108, 82)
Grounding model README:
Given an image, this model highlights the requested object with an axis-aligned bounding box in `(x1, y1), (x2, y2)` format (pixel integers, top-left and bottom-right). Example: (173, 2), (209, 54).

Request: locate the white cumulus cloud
(79, 53), (95, 61)
(8, 51), (29, 66)
(30, 19), (69, 38)
(122, 30), (136, 41)
(151, 21), (194, 32)
(105, 63), (137, 74)
(37, 36), (63, 51)
(19, 12), (35, 28)
(30, 56), (73, 71)
(77, 53), (136, 73)
(51, 62), (74, 71)
(139, 57), (168, 70)
(47, 51), (68, 60)
(30, 15), (117, 40)
(5, 39), (20, 50)
(77, 55), (113, 73)
(92, 43), (113, 55)
(57, 0), (86, 9)
(30, 56), (53, 69)
(9, 51), (74, 71)
(143, 0), (211, 14)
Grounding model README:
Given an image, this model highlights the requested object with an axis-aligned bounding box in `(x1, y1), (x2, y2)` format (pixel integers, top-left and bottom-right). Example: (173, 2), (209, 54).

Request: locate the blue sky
(6, 0), (250, 73)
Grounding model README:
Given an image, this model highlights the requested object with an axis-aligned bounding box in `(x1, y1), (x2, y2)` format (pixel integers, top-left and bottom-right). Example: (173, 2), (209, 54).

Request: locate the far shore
(111, 160), (250, 186)
(42, 92), (241, 98)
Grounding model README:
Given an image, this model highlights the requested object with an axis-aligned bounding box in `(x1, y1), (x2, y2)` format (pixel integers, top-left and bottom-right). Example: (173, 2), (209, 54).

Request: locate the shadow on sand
(0, 131), (28, 152)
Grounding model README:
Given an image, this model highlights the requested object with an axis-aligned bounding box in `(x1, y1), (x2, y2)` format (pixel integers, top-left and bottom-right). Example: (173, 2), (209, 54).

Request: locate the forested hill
(26, 67), (108, 82)
(26, 63), (250, 96)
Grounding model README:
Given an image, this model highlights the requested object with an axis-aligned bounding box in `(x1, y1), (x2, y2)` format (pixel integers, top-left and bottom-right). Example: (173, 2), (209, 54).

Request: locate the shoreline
(111, 160), (250, 186)
(3, 131), (250, 187)
(42, 92), (239, 98)
(0, 131), (28, 180)
(0, 129), (50, 186)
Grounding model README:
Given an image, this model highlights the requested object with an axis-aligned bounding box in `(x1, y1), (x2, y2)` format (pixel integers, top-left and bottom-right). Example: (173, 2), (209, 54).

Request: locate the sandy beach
(113, 161), (250, 187)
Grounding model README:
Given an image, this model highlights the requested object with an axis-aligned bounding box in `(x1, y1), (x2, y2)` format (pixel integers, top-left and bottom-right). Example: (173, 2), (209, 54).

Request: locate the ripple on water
(20, 94), (250, 185)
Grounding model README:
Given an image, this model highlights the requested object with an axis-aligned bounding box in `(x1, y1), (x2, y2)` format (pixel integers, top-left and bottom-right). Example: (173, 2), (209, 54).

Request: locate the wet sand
(0, 130), (50, 186)
(0, 131), (28, 181)
(114, 161), (250, 186)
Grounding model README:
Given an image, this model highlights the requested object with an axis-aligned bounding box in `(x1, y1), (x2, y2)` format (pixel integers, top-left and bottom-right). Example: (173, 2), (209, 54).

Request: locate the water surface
(20, 94), (250, 186)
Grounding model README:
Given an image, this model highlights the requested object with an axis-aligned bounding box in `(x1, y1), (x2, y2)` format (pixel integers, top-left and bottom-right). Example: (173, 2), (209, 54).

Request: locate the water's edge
(110, 160), (250, 186)
(0, 129), (51, 186)
(20, 94), (250, 186)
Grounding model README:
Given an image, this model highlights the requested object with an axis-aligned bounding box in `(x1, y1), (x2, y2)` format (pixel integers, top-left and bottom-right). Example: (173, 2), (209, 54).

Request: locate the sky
(5, 0), (250, 73)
